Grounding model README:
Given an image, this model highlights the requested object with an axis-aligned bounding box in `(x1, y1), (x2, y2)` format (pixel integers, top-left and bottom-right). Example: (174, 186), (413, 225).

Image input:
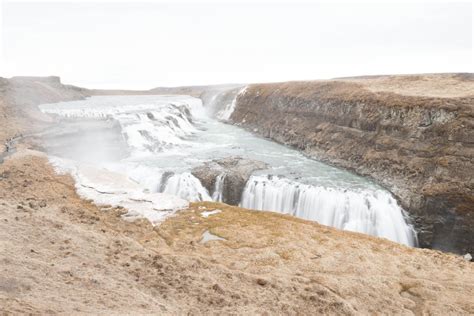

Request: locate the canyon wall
(230, 74), (474, 254)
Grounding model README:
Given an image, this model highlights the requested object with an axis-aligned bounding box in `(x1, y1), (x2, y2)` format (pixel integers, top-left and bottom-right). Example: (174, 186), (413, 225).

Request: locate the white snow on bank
(201, 209), (222, 218)
(200, 230), (225, 243)
(49, 156), (188, 225)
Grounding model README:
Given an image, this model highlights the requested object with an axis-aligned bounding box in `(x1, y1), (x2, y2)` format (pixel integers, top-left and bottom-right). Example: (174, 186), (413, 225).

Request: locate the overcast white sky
(1, 1), (472, 89)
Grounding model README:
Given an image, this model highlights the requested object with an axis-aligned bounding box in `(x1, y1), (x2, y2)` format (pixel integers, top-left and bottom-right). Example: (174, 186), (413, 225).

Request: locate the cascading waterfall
(40, 95), (418, 246)
(215, 86), (247, 121)
(40, 96), (202, 157)
(212, 173), (226, 202)
(240, 175), (417, 246)
(161, 172), (212, 202)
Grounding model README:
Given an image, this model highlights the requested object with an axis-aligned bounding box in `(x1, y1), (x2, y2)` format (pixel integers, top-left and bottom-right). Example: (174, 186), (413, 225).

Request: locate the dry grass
(1, 153), (473, 314)
(245, 73), (474, 112)
(339, 73), (474, 98)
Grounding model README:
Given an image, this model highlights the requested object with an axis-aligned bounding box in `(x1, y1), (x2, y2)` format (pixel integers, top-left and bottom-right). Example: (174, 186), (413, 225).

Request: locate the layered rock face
(230, 74), (474, 254)
(192, 157), (268, 205)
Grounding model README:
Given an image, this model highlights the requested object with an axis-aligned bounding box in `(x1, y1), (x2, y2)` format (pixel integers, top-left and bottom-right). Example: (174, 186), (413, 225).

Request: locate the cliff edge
(231, 73), (474, 254)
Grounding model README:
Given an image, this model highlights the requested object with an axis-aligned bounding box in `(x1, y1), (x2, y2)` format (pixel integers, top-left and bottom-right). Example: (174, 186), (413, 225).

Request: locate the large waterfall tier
(39, 95), (417, 246)
(241, 175), (416, 246)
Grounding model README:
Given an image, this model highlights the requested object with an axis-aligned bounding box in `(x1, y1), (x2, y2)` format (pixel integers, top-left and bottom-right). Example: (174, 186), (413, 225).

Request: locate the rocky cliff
(192, 157), (268, 205)
(230, 74), (474, 254)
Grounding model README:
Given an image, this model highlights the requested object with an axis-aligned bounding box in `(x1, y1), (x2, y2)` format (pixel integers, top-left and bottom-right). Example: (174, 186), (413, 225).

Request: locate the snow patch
(200, 230), (225, 243)
(201, 209), (222, 218)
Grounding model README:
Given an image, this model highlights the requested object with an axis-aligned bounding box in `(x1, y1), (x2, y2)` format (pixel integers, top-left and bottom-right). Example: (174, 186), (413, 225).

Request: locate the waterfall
(161, 172), (212, 202)
(215, 86), (247, 121)
(41, 95), (418, 246)
(240, 175), (417, 246)
(40, 95), (203, 157)
(212, 173), (227, 202)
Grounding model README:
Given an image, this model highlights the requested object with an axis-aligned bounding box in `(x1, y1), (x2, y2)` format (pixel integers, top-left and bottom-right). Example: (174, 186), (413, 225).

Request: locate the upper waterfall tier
(40, 95), (204, 157)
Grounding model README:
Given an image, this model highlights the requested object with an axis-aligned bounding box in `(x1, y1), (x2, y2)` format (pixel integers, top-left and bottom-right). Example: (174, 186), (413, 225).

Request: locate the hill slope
(1, 152), (472, 314)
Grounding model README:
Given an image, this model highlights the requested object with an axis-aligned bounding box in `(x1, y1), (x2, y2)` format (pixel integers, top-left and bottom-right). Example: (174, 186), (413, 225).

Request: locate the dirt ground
(1, 150), (473, 315)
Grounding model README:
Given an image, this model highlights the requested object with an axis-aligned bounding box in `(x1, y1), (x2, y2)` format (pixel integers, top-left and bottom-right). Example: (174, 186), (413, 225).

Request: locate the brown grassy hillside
(1, 151), (473, 314)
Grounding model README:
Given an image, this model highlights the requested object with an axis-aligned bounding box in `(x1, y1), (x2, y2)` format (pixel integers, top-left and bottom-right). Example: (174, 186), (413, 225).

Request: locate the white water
(212, 173), (226, 202)
(162, 172), (212, 202)
(241, 176), (416, 246)
(215, 87), (247, 121)
(39, 94), (417, 245)
(41, 95), (203, 157)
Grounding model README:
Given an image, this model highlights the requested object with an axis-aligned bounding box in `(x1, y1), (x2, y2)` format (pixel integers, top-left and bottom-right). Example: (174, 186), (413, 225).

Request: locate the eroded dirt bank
(1, 152), (473, 314)
(231, 74), (474, 254)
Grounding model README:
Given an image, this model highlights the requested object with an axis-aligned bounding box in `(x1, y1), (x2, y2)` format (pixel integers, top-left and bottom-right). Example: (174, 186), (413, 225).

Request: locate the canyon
(229, 74), (474, 254)
(0, 74), (473, 313)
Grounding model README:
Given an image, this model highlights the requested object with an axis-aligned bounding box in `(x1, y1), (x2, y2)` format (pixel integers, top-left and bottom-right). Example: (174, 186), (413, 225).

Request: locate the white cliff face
(40, 95), (417, 246)
(240, 175), (417, 246)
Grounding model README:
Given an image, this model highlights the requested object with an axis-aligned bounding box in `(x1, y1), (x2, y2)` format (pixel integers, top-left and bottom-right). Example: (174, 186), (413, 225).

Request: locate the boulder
(191, 156), (268, 205)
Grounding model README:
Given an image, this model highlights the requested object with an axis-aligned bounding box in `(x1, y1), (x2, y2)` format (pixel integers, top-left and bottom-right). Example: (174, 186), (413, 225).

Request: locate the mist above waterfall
(39, 94), (417, 245)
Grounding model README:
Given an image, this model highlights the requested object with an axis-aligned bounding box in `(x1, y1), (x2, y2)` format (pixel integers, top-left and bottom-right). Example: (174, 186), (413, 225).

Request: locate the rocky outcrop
(230, 74), (474, 254)
(191, 157), (268, 205)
